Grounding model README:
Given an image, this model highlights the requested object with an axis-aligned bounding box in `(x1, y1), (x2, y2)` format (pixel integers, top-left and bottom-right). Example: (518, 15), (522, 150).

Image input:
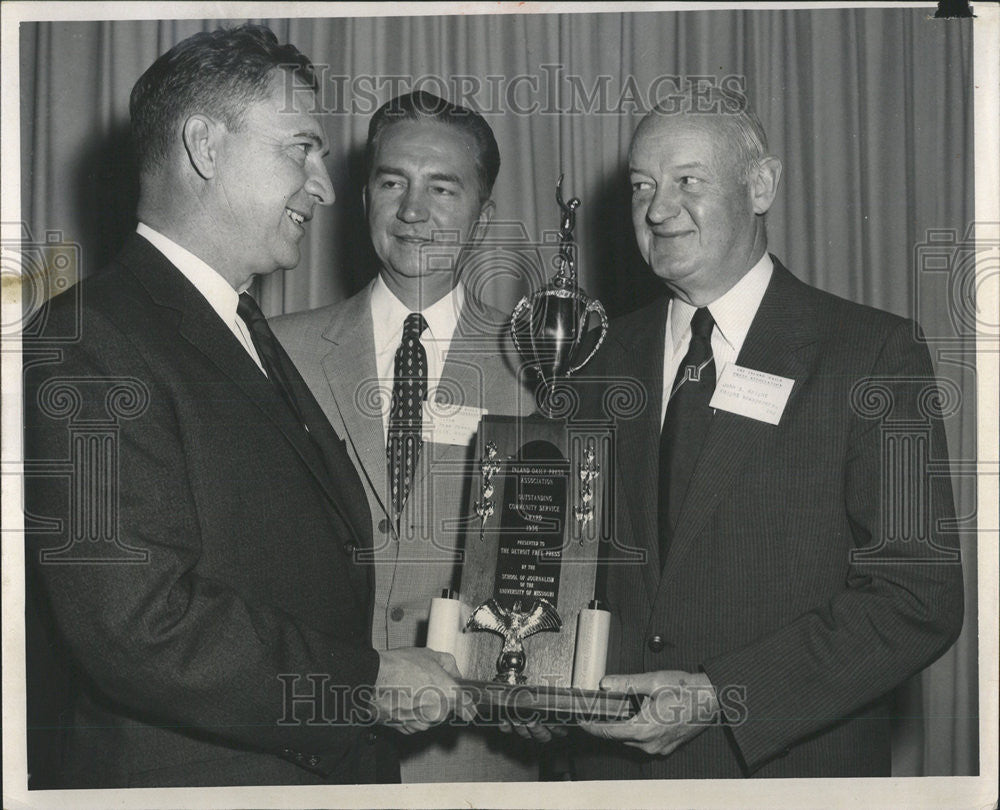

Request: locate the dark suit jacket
(23, 234), (395, 787)
(571, 258), (964, 778)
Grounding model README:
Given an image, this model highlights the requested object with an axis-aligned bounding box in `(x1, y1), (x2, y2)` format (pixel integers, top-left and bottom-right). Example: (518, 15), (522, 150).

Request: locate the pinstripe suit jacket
(571, 258), (964, 778)
(271, 279), (539, 782)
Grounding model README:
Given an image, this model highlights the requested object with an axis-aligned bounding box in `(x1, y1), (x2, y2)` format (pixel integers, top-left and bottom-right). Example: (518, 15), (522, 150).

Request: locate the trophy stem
(537, 378), (562, 420)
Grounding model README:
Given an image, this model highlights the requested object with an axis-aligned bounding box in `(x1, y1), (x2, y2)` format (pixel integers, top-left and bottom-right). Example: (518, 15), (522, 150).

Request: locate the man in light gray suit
(272, 92), (537, 782)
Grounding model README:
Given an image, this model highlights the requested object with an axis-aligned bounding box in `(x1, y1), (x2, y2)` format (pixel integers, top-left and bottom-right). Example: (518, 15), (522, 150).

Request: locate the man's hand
(372, 647), (476, 734)
(578, 670), (719, 756)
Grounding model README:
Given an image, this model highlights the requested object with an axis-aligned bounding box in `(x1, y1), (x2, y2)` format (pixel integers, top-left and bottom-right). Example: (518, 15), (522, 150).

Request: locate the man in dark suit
(272, 92), (538, 782)
(569, 91), (964, 777)
(22, 25), (470, 789)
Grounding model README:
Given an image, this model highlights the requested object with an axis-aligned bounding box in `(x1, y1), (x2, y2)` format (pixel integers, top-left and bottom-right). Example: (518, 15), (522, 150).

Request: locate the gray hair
(634, 85), (769, 182)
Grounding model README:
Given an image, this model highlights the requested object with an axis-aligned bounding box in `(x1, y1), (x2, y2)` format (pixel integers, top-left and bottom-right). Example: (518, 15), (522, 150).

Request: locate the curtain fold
(18, 8), (977, 777)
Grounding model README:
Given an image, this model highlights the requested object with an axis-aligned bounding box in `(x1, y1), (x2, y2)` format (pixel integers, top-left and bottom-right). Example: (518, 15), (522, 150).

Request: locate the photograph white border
(2, 3), (996, 808)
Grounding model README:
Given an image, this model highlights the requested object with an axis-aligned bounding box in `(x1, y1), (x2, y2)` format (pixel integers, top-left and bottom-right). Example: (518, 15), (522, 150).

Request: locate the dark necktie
(658, 306), (716, 569)
(387, 312), (428, 516)
(236, 292), (372, 541)
(237, 292), (309, 429)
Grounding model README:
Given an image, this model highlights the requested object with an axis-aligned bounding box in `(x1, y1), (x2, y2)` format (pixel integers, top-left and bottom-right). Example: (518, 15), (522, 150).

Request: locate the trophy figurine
(510, 176), (609, 411)
(466, 597), (562, 685)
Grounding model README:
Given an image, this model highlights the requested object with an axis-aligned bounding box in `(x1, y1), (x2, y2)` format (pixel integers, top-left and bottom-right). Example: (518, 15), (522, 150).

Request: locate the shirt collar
(136, 223), (247, 325)
(669, 252), (773, 356)
(370, 274), (465, 352)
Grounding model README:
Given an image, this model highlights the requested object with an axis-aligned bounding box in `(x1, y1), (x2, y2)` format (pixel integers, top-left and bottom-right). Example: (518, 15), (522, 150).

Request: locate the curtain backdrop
(19, 8), (977, 776)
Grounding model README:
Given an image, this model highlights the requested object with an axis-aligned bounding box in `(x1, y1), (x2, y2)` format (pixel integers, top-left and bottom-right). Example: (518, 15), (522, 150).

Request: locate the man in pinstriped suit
(568, 90), (964, 777)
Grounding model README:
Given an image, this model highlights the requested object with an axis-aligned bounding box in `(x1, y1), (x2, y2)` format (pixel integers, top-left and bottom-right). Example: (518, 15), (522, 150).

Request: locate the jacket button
(647, 634), (666, 653)
(390, 607), (405, 622)
(342, 540), (357, 555)
(366, 730), (378, 745)
(378, 518), (390, 533)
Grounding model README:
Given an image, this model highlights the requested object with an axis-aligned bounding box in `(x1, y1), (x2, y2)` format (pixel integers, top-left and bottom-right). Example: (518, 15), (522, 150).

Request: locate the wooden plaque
(454, 414), (636, 720)
(460, 414), (602, 685)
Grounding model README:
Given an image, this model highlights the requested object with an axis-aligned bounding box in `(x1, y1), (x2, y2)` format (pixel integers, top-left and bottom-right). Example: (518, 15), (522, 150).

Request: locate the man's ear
(750, 155), (782, 216)
(362, 185), (370, 219)
(182, 114), (218, 180)
(470, 199), (496, 245)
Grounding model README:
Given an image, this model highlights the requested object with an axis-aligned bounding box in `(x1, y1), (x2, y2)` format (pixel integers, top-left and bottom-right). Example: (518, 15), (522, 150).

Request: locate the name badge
(422, 401), (486, 446)
(709, 364), (794, 425)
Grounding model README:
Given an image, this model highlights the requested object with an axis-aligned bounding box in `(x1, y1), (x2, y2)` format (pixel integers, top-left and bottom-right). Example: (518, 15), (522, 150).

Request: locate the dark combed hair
(129, 23), (316, 173)
(365, 91), (501, 200)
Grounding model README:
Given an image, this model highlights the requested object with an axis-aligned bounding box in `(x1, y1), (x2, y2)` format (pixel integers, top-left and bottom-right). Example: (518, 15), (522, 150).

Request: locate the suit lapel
(320, 283), (393, 522)
(659, 260), (822, 586)
(611, 298), (669, 603)
(271, 337), (373, 542)
(124, 235), (368, 546)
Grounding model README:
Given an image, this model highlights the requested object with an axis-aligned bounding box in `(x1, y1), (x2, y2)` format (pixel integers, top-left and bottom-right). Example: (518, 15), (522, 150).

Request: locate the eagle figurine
(466, 597), (563, 684)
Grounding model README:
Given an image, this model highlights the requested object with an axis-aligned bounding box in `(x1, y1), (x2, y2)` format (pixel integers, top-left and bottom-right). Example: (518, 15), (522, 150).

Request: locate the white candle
(426, 589), (462, 660)
(572, 600), (611, 690)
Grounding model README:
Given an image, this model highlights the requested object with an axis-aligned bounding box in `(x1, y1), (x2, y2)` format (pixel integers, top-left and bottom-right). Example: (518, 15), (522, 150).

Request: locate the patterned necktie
(387, 312), (428, 516)
(657, 306), (716, 569)
(237, 292), (307, 427)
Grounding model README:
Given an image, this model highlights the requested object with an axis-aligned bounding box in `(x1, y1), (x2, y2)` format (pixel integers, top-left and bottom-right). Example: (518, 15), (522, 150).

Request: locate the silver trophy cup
(511, 176), (608, 407)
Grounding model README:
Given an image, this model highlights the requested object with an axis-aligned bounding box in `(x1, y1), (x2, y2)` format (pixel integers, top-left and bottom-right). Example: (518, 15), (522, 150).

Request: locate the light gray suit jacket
(272, 279), (539, 782)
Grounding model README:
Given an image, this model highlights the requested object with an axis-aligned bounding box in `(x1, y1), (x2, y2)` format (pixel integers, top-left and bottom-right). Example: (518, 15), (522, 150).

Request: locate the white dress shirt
(136, 223), (266, 374)
(661, 253), (773, 426)
(370, 275), (464, 441)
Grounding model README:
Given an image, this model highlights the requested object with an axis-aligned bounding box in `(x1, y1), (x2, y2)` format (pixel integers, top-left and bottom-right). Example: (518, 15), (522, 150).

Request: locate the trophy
(427, 179), (635, 723)
(511, 176), (609, 413)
